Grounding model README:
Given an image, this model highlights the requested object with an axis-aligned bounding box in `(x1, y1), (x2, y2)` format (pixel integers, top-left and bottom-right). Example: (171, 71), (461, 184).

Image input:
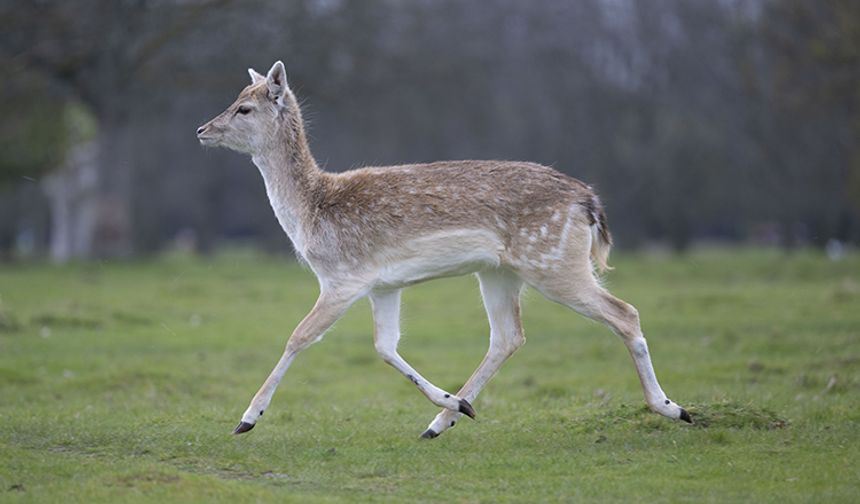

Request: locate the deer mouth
(197, 135), (219, 146)
(196, 124), (220, 146)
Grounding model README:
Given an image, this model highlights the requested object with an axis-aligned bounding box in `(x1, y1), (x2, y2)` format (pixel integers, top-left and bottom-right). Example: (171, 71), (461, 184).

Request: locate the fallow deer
(196, 61), (691, 438)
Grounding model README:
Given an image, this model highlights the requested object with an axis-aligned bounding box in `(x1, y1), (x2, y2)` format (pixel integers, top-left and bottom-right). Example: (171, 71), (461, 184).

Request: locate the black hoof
(458, 398), (476, 419)
(679, 408), (692, 424)
(420, 428), (438, 439)
(233, 421), (255, 434)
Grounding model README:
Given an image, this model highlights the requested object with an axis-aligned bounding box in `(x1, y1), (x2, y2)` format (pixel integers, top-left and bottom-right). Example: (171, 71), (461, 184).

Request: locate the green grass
(1, 249), (858, 502)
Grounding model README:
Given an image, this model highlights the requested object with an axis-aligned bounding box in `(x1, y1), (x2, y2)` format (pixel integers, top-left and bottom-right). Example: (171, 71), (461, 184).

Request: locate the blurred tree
(0, 80), (66, 186)
(1, 0), (856, 259)
(0, 0), (233, 259)
(758, 0), (860, 245)
(0, 65), (72, 258)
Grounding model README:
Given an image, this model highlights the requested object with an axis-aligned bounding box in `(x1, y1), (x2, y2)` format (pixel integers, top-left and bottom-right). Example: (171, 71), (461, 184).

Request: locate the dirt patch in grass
(31, 312), (103, 330)
(685, 401), (788, 429)
(575, 401), (788, 433)
(115, 470), (181, 487)
(169, 459), (259, 482)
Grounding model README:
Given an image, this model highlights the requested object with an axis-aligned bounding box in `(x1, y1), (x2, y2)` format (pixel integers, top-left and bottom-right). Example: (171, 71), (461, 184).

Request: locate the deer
(196, 60), (691, 439)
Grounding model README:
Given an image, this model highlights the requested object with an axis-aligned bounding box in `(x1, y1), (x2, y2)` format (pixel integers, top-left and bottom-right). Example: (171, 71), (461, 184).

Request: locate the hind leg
(588, 288), (690, 421)
(422, 269), (525, 438)
(532, 265), (690, 423)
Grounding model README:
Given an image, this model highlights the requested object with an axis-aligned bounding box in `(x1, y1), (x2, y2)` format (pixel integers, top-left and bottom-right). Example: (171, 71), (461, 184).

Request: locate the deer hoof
(679, 409), (692, 424)
(233, 421), (256, 434)
(458, 398), (476, 419)
(420, 428), (439, 439)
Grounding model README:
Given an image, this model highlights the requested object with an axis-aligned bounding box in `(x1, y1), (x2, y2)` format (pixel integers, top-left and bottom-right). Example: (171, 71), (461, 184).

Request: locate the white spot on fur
(542, 205), (578, 263)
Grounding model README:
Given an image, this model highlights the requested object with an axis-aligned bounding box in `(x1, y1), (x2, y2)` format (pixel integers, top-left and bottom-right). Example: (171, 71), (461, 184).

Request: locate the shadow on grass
(575, 401), (788, 433)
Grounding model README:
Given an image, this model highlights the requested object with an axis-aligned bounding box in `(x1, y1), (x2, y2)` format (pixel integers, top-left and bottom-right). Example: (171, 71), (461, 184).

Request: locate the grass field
(1, 249), (858, 502)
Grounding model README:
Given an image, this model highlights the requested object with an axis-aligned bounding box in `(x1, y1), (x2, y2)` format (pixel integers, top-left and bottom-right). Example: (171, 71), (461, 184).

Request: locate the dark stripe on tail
(595, 199), (612, 247)
(583, 192), (612, 246)
(585, 190), (613, 273)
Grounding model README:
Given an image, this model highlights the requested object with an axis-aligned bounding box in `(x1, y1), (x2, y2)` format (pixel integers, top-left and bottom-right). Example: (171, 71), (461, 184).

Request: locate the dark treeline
(0, 0), (857, 260)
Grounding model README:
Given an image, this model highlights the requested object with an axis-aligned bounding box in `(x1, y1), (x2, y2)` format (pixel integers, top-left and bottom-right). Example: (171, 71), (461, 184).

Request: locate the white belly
(375, 228), (503, 288)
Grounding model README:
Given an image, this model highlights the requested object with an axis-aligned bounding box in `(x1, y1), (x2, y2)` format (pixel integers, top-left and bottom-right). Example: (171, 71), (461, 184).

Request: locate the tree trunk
(92, 114), (134, 258)
(42, 141), (99, 263)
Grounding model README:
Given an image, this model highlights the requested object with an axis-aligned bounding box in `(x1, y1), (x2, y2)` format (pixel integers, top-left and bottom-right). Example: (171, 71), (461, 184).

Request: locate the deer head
(196, 61), (296, 155)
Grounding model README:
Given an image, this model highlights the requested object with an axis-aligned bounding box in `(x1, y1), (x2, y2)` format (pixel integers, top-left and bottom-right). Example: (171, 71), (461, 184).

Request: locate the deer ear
(248, 68), (265, 84)
(266, 61), (287, 107)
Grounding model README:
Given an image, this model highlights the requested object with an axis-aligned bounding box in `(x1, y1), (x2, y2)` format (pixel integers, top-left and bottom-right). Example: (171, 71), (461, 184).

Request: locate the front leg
(233, 289), (360, 434)
(369, 289), (476, 419)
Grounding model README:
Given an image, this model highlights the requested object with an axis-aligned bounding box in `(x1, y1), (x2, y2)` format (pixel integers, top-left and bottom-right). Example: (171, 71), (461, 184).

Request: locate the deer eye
(236, 105), (252, 115)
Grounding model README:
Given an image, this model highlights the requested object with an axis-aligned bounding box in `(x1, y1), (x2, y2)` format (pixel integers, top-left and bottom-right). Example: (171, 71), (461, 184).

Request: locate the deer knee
(510, 331), (526, 353)
(602, 295), (641, 338)
(285, 331), (325, 355)
(374, 339), (398, 364)
(491, 329), (525, 357)
(608, 297), (638, 322)
(628, 335), (650, 359)
(285, 340), (308, 356)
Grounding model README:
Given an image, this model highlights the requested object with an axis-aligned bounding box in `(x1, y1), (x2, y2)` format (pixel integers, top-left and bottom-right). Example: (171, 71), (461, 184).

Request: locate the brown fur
(198, 76), (612, 274)
(318, 161), (603, 259)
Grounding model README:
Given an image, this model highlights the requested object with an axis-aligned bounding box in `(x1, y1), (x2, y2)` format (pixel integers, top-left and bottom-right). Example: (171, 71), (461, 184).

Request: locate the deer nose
(196, 125), (207, 136)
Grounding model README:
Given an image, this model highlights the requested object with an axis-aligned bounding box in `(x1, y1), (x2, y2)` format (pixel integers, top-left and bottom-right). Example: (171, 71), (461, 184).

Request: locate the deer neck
(251, 120), (322, 254)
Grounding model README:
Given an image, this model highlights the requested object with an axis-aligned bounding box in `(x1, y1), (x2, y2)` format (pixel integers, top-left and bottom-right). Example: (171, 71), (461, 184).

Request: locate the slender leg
(423, 270), (525, 438)
(369, 289), (477, 418)
(539, 272), (690, 423)
(233, 289), (360, 434)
